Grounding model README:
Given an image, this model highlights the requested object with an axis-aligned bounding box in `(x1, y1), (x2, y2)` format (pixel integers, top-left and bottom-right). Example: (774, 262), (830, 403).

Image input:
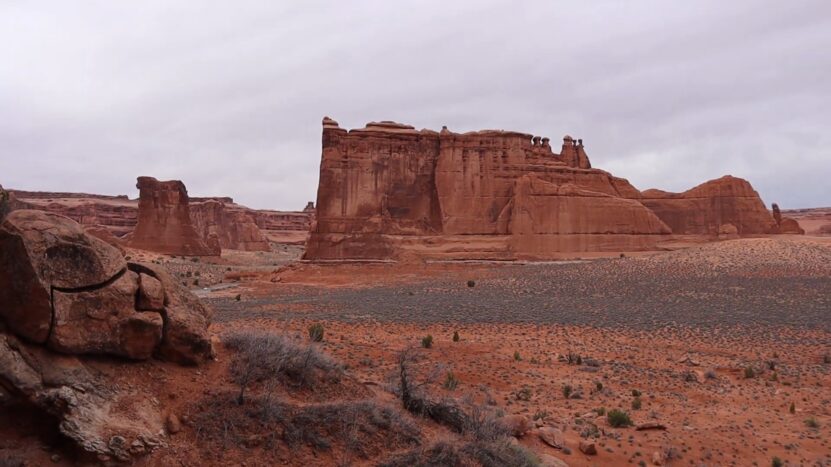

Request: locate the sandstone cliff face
(305, 119), (671, 260)
(641, 176), (779, 235)
(9, 187), (309, 250)
(190, 200), (271, 252)
(128, 177), (218, 256)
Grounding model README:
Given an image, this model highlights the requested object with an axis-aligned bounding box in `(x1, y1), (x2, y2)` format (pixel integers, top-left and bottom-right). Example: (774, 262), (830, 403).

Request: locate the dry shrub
(224, 330), (341, 403)
(190, 392), (420, 459)
(380, 438), (539, 467)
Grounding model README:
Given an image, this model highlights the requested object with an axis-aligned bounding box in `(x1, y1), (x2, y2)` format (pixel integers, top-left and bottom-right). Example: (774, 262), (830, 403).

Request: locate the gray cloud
(1, 0), (829, 209)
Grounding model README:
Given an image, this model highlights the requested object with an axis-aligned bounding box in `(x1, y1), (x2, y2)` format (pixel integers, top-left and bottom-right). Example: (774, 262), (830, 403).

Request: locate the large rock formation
(128, 177), (218, 256)
(640, 176), (781, 235)
(306, 118), (798, 260)
(305, 119), (671, 260)
(0, 210), (214, 462)
(190, 200), (271, 252)
(9, 186), (310, 249)
(0, 210), (213, 363)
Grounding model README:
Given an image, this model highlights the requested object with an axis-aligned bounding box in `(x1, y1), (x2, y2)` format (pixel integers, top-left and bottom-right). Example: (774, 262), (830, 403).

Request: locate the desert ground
(2, 236), (830, 467)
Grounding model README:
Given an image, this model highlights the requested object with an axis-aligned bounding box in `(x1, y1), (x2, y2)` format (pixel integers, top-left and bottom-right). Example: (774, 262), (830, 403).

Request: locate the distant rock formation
(306, 118), (799, 260)
(190, 200), (271, 252)
(768, 203), (805, 234)
(9, 187), (313, 249)
(641, 176), (793, 236)
(305, 118), (672, 260)
(128, 177), (218, 256)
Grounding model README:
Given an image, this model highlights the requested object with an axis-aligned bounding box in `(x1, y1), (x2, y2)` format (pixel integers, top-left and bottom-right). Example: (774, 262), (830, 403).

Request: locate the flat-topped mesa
(128, 177), (219, 256)
(306, 118), (667, 260)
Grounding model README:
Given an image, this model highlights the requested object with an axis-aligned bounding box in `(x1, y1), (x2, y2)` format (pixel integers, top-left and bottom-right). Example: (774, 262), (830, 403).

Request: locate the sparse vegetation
(744, 366), (756, 379)
(452, 330), (460, 342)
(804, 417), (820, 429)
(824, 353), (830, 364)
(607, 409), (634, 428)
(421, 334), (433, 349)
(772, 456), (784, 467)
(224, 330), (341, 404)
(308, 323), (325, 342)
(594, 407), (606, 416)
(631, 389), (641, 397)
(443, 371), (459, 391)
(596, 381), (603, 391)
(467, 280), (476, 288)
(562, 384), (573, 399)
(515, 386), (532, 401)
(631, 396), (642, 410)
(513, 351), (521, 361)
(789, 402), (796, 414)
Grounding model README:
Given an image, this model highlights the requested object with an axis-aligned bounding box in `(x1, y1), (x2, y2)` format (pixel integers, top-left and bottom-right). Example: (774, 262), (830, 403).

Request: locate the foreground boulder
(0, 210), (214, 462)
(0, 330), (166, 463)
(0, 209), (212, 363)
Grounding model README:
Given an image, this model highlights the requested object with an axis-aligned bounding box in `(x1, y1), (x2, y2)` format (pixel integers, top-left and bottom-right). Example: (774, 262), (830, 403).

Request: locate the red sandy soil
(2, 236), (829, 466)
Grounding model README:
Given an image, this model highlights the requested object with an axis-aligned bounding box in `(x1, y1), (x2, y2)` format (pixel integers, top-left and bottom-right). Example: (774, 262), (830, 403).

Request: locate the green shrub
(594, 407), (606, 416)
(744, 367), (756, 379)
(631, 396), (642, 410)
(421, 335), (433, 349)
(631, 389), (641, 397)
(804, 417), (820, 429)
(772, 457), (783, 467)
(443, 372), (459, 391)
(562, 385), (572, 399)
(513, 351), (522, 361)
(607, 409), (633, 428)
(308, 323), (324, 342)
(595, 382), (603, 391)
(452, 331), (460, 342)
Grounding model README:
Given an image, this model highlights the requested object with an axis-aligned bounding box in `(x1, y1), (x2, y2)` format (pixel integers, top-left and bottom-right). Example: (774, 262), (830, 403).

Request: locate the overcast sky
(1, 1), (829, 210)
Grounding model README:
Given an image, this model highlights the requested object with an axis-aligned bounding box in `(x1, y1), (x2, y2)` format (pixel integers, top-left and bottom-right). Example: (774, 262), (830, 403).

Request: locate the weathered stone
(50, 271), (163, 359)
(137, 273), (165, 311)
(579, 440), (597, 455)
(129, 262), (213, 365)
(0, 210), (126, 343)
(538, 426), (565, 448)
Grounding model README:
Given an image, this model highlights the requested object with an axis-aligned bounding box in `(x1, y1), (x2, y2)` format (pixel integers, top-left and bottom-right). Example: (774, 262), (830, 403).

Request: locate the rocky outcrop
(305, 118), (670, 260)
(0, 331), (167, 462)
(190, 200), (271, 252)
(768, 203), (805, 234)
(641, 176), (778, 236)
(0, 210), (214, 461)
(128, 177), (218, 256)
(0, 209), (213, 363)
(10, 191), (138, 237)
(10, 185), (303, 250)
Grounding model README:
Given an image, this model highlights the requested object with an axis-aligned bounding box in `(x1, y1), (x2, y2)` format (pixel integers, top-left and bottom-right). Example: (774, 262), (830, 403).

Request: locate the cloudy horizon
(1, 0), (829, 210)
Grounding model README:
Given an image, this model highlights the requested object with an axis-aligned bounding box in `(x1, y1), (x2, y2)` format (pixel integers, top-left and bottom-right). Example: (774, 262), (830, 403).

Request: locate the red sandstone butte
(305, 118), (800, 261)
(305, 118), (672, 261)
(128, 177), (218, 256)
(190, 200), (271, 252)
(641, 176), (783, 235)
